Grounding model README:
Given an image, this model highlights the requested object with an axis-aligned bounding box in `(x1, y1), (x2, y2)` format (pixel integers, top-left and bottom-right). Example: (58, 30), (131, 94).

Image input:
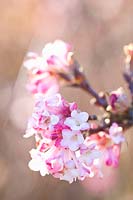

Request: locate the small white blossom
(61, 129), (84, 151)
(28, 149), (49, 176)
(64, 110), (89, 131)
(109, 123), (125, 144)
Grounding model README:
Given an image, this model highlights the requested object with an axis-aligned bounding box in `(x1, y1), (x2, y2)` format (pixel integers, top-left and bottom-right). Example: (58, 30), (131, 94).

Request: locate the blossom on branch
(24, 93), (125, 183)
(23, 40), (131, 184)
(42, 40), (73, 72)
(24, 40), (76, 96)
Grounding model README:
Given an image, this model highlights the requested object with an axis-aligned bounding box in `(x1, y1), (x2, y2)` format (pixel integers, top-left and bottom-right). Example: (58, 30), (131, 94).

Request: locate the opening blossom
(23, 40), (129, 184)
(24, 40), (74, 96)
(107, 87), (129, 113)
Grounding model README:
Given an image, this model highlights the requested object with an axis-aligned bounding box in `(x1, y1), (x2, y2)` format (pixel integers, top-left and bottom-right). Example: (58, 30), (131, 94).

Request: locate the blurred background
(0, 0), (133, 200)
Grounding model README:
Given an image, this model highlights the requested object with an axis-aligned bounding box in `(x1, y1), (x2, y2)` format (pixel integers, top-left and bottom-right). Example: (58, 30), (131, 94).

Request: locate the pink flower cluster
(23, 40), (128, 183)
(24, 40), (73, 96)
(24, 93), (125, 183)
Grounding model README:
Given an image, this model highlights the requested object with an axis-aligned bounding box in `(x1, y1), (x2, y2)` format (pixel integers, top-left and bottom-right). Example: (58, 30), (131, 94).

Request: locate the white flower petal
(23, 59), (36, 70)
(23, 128), (35, 138)
(28, 159), (41, 171)
(77, 134), (84, 144)
(62, 129), (73, 138)
(60, 138), (69, 148)
(71, 110), (78, 118)
(64, 118), (76, 129)
(40, 166), (49, 176)
(80, 123), (90, 130)
(71, 125), (81, 131)
(78, 112), (89, 122)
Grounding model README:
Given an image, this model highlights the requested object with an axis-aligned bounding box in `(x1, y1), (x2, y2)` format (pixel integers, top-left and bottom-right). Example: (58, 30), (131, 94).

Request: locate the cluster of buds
(24, 40), (133, 183)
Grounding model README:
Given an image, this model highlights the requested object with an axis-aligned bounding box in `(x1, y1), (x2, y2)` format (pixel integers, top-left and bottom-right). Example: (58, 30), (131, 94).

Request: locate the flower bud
(107, 87), (129, 113)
